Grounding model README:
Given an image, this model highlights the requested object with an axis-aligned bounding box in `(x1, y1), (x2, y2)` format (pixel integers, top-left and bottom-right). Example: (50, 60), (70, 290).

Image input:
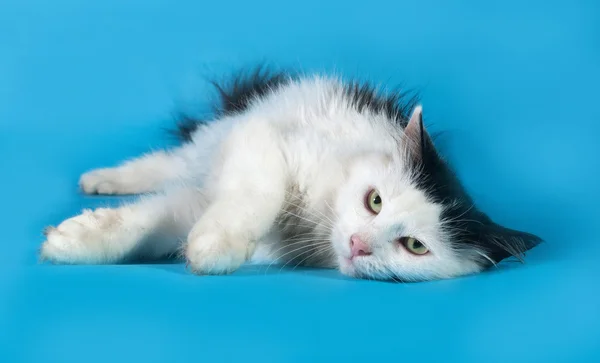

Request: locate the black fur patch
(212, 66), (291, 115)
(173, 65), (292, 143)
(343, 82), (419, 127)
(406, 114), (542, 266)
(174, 66), (422, 142)
(170, 114), (211, 143)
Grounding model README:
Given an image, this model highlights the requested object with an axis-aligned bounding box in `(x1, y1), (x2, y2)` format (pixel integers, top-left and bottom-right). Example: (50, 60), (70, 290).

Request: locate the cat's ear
(481, 223), (542, 264)
(402, 105), (437, 164)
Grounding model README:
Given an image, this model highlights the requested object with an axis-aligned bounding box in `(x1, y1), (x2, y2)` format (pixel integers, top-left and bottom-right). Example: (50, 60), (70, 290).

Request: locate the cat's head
(331, 106), (542, 281)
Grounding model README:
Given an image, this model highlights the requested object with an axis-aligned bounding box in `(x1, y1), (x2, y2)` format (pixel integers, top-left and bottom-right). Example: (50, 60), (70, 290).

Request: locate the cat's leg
(40, 187), (206, 264)
(185, 122), (287, 274)
(79, 147), (193, 195)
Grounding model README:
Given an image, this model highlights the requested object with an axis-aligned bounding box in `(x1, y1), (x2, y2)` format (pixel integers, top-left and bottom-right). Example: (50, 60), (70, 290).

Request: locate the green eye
(365, 189), (382, 214)
(400, 237), (429, 255)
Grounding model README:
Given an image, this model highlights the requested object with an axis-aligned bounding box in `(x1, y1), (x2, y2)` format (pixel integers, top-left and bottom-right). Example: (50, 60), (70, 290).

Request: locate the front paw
(185, 229), (254, 275)
(79, 168), (130, 195)
(40, 208), (121, 264)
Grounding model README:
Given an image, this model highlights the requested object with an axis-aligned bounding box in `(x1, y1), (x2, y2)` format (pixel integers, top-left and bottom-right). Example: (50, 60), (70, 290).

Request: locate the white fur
(79, 150), (189, 195)
(41, 76), (484, 280)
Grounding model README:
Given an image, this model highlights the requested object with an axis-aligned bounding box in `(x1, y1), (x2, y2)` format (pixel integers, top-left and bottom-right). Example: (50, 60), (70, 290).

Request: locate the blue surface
(1, 1), (599, 362)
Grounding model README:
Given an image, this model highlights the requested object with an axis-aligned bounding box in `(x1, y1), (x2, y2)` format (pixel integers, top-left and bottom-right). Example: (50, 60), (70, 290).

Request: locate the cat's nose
(350, 234), (372, 258)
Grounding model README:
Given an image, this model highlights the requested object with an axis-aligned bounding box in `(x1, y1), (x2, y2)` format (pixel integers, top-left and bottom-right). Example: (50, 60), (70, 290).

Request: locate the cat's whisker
(279, 208), (326, 229)
(324, 200), (338, 220)
(442, 218), (484, 226)
(446, 203), (475, 222)
(280, 208), (334, 232)
(267, 244), (331, 274)
(281, 194), (336, 229)
(279, 230), (330, 240)
(276, 237), (330, 248)
(290, 247), (335, 271)
(474, 250), (497, 267)
(265, 235), (330, 255)
(264, 240), (332, 274)
(283, 191), (337, 226)
(280, 244), (334, 272)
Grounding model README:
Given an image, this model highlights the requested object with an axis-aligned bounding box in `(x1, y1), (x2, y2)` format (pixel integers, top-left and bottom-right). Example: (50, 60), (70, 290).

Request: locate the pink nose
(350, 234), (372, 258)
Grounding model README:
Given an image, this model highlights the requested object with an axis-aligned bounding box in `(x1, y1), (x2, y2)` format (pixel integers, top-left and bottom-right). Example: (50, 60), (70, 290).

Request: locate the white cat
(40, 67), (541, 281)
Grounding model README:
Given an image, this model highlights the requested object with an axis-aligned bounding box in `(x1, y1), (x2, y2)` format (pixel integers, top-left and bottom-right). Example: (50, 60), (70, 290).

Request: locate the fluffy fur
(40, 66), (542, 281)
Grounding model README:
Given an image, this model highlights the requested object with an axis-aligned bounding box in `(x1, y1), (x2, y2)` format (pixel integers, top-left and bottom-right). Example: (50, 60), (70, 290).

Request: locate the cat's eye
(365, 189), (382, 214)
(399, 237), (429, 255)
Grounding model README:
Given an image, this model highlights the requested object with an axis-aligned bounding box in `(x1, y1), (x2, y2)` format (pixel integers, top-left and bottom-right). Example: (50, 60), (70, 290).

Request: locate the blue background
(1, 0), (599, 362)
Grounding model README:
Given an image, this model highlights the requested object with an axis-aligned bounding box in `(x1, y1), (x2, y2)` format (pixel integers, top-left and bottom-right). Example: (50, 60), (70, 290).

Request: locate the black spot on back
(172, 65), (292, 143)
(343, 82), (419, 128)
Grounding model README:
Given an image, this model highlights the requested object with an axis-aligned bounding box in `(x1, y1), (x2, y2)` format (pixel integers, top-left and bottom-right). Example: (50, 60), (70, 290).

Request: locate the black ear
(482, 223), (543, 264)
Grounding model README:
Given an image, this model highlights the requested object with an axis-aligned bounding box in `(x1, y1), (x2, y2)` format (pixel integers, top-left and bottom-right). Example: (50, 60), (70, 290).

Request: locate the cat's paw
(40, 208), (121, 264)
(79, 168), (129, 195)
(185, 228), (253, 275)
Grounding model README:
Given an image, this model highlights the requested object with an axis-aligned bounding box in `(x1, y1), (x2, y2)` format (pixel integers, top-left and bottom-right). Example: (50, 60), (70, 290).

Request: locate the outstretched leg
(79, 148), (192, 195)
(185, 122), (287, 274)
(41, 187), (207, 264)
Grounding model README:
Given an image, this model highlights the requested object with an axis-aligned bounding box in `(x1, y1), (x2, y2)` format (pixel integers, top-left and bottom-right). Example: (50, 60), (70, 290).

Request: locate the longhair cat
(41, 66), (542, 281)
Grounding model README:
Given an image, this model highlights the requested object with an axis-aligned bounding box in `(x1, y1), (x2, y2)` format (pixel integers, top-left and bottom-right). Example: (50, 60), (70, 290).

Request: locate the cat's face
(331, 154), (483, 281)
(330, 107), (541, 281)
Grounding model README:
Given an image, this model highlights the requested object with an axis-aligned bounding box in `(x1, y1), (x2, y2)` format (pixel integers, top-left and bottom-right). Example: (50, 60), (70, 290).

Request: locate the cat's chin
(337, 256), (358, 277)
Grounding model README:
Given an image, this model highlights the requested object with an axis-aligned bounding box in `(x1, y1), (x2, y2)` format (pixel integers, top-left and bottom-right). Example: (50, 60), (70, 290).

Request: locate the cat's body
(41, 67), (541, 281)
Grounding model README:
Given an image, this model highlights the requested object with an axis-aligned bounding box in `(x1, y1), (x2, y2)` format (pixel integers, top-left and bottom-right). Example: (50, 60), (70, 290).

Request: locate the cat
(40, 66), (542, 282)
